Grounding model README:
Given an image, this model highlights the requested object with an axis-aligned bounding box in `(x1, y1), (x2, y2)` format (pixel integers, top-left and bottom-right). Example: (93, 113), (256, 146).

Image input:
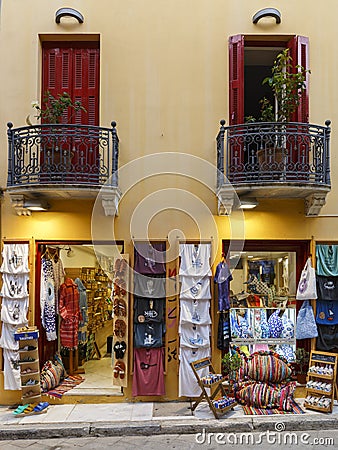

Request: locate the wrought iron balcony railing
(216, 121), (331, 189)
(7, 122), (119, 188)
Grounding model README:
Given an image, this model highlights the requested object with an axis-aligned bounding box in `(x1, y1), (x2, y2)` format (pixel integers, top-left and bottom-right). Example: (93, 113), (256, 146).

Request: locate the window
(229, 35), (309, 125)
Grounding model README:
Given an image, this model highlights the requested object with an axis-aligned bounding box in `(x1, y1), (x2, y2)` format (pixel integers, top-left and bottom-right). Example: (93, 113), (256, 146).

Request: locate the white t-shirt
(180, 299), (211, 325)
(0, 322), (24, 351)
(179, 347), (211, 397)
(1, 297), (29, 325)
(179, 323), (210, 348)
(3, 348), (21, 390)
(0, 273), (29, 299)
(179, 244), (212, 277)
(179, 276), (211, 299)
(0, 243), (29, 274)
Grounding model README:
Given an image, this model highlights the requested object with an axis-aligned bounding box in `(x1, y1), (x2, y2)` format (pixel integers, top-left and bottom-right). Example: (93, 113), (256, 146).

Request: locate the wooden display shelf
(303, 401), (331, 413)
(304, 350), (337, 414)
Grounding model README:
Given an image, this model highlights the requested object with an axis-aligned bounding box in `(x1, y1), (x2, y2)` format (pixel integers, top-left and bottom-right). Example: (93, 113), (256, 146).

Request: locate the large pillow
(235, 381), (296, 411)
(40, 353), (66, 392)
(246, 352), (292, 383)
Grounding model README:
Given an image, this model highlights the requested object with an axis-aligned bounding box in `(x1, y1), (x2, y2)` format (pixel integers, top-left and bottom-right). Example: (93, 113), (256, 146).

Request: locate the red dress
(59, 278), (80, 349)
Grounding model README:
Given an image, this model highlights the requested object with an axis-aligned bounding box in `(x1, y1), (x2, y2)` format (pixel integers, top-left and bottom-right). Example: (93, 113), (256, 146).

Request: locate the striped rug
(242, 400), (305, 415)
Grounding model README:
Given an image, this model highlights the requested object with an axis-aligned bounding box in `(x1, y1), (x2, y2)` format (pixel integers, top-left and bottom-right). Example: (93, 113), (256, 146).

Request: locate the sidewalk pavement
(0, 399), (337, 440)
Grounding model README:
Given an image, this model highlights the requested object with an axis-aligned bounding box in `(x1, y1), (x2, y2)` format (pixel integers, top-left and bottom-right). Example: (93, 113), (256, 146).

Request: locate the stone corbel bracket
(305, 193), (327, 217)
(101, 188), (122, 216)
(10, 195), (31, 216)
(216, 187), (235, 215)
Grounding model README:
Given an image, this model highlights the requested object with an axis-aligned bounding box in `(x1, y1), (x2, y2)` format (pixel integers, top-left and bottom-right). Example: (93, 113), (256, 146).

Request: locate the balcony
(6, 122), (121, 216)
(216, 121), (331, 216)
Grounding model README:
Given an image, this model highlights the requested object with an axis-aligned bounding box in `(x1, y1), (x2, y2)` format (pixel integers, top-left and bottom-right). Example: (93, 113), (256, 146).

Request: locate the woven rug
(45, 375), (84, 399)
(242, 400), (305, 415)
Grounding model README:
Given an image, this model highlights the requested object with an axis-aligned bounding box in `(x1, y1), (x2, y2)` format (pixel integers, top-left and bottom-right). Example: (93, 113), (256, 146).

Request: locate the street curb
(0, 415), (337, 440)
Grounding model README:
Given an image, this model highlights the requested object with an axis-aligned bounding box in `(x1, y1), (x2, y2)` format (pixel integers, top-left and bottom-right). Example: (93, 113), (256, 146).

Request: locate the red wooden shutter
(229, 35), (244, 125)
(42, 43), (99, 126)
(73, 48), (100, 125)
(288, 36), (309, 123)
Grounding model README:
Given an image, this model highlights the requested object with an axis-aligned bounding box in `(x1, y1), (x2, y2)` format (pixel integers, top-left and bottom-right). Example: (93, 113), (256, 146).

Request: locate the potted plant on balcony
(27, 92), (86, 179)
(255, 49), (310, 167)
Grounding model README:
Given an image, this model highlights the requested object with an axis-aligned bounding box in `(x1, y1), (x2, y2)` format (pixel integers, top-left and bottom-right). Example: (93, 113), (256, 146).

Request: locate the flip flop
(33, 402), (49, 412)
(24, 403), (38, 414)
(13, 404), (30, 415)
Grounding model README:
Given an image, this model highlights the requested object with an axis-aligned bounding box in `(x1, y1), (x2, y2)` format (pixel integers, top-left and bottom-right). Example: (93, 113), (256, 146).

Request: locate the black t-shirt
(134, 322), (164, 348)
(134, 296), (165, 323)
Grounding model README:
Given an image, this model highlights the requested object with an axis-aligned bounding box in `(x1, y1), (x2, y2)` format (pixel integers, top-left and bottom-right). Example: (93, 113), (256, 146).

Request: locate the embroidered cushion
(40, 353), (66, 392)
(246, 352), (292, 383)
(235, 381), (296, 410)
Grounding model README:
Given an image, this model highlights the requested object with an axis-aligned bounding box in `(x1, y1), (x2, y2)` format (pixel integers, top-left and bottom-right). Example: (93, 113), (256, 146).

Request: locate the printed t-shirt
(1, 297), (29, 325)
(0, 322), (25, 351)
(133, 274), (166, 298)
(316, 300), (338, 325)
(179, 323), (210, 348)
(316, 275), (338, 300)
(134, 322), (164, 348)
(3, 348), (21, 390)
(179, 299), (211, 325)
(0, 243), (29, 274)
(134, 296), (165, 323)
(132, 347), (165, 396)
(179, 244), (212, 277)
(134, 242), (166, 275)
(316, 245), (338, 276)
(179, 276), (211, 300)
(0, 274), (29, 299)
(179, 347), (211, 397)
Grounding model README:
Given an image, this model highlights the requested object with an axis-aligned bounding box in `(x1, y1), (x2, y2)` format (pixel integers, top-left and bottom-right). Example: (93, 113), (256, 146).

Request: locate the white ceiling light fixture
(24, 199), (50, 212)
(238, 197), (258, 210)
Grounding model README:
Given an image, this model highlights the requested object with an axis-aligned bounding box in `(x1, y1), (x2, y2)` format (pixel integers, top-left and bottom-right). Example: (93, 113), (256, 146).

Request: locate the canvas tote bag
(295, 300), (318, 339)
(296, 257), (317, 300)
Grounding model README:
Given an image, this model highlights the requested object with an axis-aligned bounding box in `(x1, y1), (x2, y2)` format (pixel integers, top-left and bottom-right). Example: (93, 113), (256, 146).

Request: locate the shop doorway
(35, 241), (123, 396)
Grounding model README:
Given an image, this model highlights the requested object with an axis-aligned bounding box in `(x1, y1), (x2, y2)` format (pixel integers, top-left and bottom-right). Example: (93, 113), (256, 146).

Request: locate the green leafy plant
(261, 49), (310, 122)
(221, 351), (242, 378)
(27, 91), (86, 125)
(294, 348), (310, 374)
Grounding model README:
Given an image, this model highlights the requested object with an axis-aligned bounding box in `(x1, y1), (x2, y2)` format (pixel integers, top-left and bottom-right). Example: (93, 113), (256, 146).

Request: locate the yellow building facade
(0, 1), (337, 405)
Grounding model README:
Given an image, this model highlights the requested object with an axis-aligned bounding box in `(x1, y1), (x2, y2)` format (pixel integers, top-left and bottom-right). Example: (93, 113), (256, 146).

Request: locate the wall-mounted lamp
(238, 197), (258, 210)
(24, 199), (50, 212)
(11, 195), (50, 215)
(55, 8), (84, 24)
(252, 8), (281, 25)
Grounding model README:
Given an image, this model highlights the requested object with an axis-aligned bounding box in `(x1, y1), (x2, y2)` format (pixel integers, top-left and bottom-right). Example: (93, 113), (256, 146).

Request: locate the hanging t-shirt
(0, 322), (23, 351)
(316, 245), (338, 276)
(316, 276), (338, 301)
(134, 297), (165, 323)
(0, 273), (29, 299)
(134, 242), (166, 275)
(214, 261), (233, 311)
(179, 323), (210, 348)
(179, 244), (212, 277)
(0, 243), (29, 274)
(179, 299), (211, 325)
(132, 347), (165, 396)
(316, 300), (338, 325)
(179, 347), (211, 397)
(3, 348), (21, 390)
(134, 322), (164, 348)
(179, 276), (211, 300)
(1, 297), (29, 325)
(217, 311), (230, 351)
(133, 274), (166, 298)
(316, 324), (338, 352)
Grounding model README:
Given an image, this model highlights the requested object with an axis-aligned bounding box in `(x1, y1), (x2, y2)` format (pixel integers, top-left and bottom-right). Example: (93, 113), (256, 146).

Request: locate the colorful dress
(59, 278), (80, 349)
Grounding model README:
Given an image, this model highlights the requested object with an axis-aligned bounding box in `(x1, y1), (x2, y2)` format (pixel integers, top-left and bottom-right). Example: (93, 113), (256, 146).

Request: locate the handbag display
(295, 300), (318, 339)
(296, 257), (317, 300)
